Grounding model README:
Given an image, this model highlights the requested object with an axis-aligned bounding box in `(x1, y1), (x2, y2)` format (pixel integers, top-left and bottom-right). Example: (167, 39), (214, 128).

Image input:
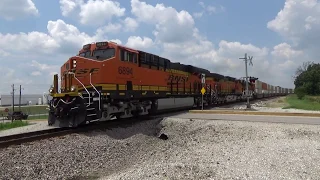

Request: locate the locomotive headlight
(73, 60), (77, 68)
(70, 85), (76, 92)
(49, 87), (53, 93)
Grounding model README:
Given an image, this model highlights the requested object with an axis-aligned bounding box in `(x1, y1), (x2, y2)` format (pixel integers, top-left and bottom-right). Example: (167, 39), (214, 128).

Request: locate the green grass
(0, 121), (30, 131)
(283, 94), (320, 110)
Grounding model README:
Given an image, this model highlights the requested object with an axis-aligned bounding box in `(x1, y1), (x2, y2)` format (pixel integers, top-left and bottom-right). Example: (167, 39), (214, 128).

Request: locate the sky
(0, 0), (317, 94)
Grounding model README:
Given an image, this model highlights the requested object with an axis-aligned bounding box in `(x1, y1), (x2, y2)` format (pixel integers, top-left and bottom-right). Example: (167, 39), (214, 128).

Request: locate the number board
(96, 42), (108, 47)
(118, 66), (133, 75)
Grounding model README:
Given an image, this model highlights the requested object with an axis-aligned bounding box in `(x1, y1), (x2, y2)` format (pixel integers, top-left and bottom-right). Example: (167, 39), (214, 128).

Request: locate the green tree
(294, 61), (320, 95)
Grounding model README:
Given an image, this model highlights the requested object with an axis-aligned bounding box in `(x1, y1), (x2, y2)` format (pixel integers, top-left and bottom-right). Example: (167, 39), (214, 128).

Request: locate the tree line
(294, 61), (320, 98)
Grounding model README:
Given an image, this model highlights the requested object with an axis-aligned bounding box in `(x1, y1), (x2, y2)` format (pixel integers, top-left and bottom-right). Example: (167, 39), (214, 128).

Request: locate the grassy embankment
(0, 121), (29, 131)
(0, 105), (48, 120)
(283, 94), (320, 111)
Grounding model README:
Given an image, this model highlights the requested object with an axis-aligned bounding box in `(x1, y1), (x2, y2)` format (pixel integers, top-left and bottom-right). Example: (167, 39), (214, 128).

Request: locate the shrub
(295, 86), (306, 99)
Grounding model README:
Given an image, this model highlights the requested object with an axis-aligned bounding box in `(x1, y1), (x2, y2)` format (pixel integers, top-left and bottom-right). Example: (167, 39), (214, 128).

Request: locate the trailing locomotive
(48, 41), (292, 127)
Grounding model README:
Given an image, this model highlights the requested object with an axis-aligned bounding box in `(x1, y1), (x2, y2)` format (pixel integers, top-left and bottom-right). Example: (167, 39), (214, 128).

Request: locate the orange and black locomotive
(48, 41), (257, 127)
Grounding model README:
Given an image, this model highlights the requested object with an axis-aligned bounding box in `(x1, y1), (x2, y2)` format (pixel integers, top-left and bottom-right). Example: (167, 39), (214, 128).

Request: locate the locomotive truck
(48, 41), (292, 127)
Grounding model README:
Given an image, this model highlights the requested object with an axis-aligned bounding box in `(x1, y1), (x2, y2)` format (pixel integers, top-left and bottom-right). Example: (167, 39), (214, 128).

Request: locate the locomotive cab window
(120, 49), (137, 63)
(79, 51), (91, 58)
(92, 48), (115, 60)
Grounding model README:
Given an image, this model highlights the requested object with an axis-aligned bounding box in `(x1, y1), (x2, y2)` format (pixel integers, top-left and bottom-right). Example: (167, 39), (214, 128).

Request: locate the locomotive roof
(90, 41), (240, 80)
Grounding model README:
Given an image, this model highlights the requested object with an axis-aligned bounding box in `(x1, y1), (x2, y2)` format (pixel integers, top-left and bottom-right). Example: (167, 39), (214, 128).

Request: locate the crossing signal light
(249, 76), (258, 83)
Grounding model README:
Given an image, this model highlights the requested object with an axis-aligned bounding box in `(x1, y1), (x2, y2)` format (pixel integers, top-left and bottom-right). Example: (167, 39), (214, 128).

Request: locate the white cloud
(131, 0), (195, 44)
(130, 1), (267, 76)
(47, 19), (103, 53)
(96, 23), (122, 34)
(79, 0), (125, 25)
(60, 0), (83, 17)
(0, 0), (39, 20)
(129, 0), (297, 88)
(123, 17), (139, 32)
(126, 36), (154, 50)
(267, 0), (320, 50)
(0, 32), (58, 55)
(0, 59), (63, 94)
(59, 0), (126, 26)
(109, 39), (122, 44)
(0, 19), (117, 94)
(30, 60), (58, 71)
(0, 19), (103, 56)
(271, 43), (303, 60)
(270, 43), (305, 77)
(198, 1), (225, 16)
(266, 0), (320, 83)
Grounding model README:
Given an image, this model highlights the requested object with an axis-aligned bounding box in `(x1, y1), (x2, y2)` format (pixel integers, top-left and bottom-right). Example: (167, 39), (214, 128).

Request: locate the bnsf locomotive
(48, 41), (291, 127)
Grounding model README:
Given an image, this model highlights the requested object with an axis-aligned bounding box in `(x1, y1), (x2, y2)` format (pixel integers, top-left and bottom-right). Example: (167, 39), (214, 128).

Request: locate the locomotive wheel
(48, 111), (56, 126)
(149, 100), (158, 114)
(73, 101), (87, 126)
(70, 106), (87, 127)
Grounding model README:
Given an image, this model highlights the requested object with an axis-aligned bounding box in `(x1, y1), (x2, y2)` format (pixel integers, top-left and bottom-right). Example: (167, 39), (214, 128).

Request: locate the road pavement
(170, 112), (320, 125)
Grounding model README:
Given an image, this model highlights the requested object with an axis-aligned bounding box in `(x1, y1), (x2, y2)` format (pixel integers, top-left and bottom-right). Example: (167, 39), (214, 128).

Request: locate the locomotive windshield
(92, 48), (115, 60)
(77, 48), (115, 61)
(79, 51), (91, 58)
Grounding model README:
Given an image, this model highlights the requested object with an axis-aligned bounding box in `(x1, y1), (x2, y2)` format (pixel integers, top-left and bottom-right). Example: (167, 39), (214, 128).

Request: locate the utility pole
(19, 85), (22, 111)
(239, 53), (253, 109)
(11, 84), (15, 112)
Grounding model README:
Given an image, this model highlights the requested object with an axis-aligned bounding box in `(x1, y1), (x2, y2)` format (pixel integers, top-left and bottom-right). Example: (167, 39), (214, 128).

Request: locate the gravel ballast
(1, 117), (320, 179)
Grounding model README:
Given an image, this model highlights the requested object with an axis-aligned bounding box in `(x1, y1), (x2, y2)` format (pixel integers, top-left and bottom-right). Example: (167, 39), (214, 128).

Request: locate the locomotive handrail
(52, 98), (76, 108)
(68, 72), (91, 107)
(90, 73), (101, 111)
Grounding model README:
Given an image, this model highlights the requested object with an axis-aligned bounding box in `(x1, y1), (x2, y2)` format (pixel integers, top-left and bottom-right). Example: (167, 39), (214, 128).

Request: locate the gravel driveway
(1, 117), (320, 180)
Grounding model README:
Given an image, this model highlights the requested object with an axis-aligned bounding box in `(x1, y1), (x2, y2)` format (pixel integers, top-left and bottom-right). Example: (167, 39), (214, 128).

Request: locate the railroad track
(0, 128), (76, 149)
(0, 107), (188, 149)
(0, 96), (282, 149)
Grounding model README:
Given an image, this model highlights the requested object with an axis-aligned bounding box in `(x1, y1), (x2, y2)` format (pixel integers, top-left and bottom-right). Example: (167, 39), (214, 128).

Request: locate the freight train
(48, 41), (293, 127)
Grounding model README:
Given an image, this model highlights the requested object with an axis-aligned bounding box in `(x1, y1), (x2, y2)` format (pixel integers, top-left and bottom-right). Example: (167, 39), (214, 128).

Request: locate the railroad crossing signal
(201, 87), (206, 95)
(201, 73), (206, 84)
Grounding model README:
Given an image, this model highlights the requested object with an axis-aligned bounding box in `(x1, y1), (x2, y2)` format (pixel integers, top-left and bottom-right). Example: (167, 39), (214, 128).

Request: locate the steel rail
(0, 128), (76, 149)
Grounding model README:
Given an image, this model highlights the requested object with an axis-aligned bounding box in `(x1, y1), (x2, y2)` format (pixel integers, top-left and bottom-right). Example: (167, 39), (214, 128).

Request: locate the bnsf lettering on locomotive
(167, 75), (188, 82)
(63, 68), (99, 75)
(118, 66), (133, 75)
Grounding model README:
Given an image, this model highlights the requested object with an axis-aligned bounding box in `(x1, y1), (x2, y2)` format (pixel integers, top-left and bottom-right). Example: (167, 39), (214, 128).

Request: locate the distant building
(0, 93), (50, 106)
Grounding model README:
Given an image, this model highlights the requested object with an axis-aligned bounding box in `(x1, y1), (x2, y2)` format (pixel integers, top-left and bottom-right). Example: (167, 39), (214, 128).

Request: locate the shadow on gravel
(81, 118), (167, 140)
